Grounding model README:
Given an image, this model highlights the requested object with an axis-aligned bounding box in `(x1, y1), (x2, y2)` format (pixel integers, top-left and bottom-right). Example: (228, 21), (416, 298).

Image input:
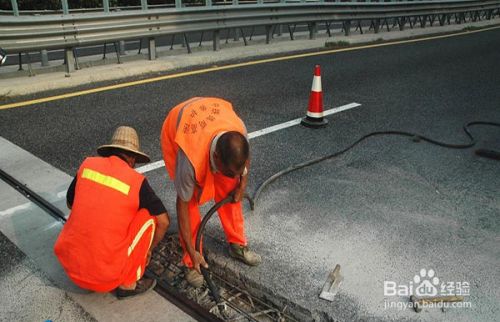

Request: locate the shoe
(185, 268), (204, 288)
(115, 277), (156, 299)
(229, 243), (262, 266)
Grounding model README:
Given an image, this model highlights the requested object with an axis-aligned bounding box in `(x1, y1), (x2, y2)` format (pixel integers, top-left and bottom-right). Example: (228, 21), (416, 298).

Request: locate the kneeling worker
(161, 97), (261, 288)
(55, 126), (170, 299)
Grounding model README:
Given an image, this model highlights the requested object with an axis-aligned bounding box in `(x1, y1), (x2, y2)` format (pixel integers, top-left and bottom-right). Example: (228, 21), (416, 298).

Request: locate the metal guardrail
(1, 1), (499, 74)
(0, 0), (436, 16)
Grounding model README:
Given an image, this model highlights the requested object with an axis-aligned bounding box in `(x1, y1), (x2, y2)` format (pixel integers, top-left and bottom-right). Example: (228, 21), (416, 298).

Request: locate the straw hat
(97, 126), (150, 164)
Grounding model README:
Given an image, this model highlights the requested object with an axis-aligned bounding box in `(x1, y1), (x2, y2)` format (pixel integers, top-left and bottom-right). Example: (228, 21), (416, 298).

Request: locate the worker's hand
(232, 187), (244, 203)
(192, 251), (208, 274)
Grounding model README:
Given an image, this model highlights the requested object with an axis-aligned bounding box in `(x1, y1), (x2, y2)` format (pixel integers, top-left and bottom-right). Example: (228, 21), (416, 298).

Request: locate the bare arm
(233, 159), (250, 203)
(147, 212), (169, 265)
(177, 195), (208, 273)
(152, 212), (169, 250)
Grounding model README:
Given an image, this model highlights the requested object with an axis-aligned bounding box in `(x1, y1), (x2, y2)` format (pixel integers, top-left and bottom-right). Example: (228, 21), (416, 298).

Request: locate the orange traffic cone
(301, 65), (328, 128)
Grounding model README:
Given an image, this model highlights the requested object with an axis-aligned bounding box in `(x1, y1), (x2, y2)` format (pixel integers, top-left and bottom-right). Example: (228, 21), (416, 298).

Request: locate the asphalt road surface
(1, 27), (499, 321)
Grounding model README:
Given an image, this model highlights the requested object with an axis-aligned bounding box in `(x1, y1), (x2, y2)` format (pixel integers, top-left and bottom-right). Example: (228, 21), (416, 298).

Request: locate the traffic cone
(301, 65), (328, 128)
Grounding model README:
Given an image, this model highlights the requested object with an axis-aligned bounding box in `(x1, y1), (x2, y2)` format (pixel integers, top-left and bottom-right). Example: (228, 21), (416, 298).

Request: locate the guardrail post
(175, 0), (182, 9)
(399, 17), (406, 30)
(10, 0), (19, 16)
(309, 22), (317, 39)
(18, 53), (23, 71)
(213, 30), (220, 51)
(233, 0), (239, 5)
(64, 48), (75, 75)
(119, 41), (126, 55)
(374, 19), (381, 33)
(420, 15), (427, 28)
(61, 0), (69, 15)
(141, 0), (148, 10)
(265, 25), (272, 44)
(41, 50), (49, 67)
(486, 9), (492, 20)
(343, 20), (351, 36)
(148, 38), (156, 60)
(103, 0), (110, 12)
(206, 0), (212, 7)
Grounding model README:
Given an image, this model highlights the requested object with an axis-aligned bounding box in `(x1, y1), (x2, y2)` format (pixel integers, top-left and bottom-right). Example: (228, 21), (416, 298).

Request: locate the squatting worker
(161, 97), (261, 288)
(54, 126), (170, 299)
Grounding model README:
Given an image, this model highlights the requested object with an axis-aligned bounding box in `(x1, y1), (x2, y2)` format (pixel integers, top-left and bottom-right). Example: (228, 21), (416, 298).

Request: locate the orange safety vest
(161, 97), (246, 204)
(54, 156), (147, 292)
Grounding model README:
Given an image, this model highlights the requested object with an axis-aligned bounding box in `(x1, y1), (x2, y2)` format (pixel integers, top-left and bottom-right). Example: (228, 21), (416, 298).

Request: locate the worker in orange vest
(161, 97), (261, 288)
(54, 126), (170, 299)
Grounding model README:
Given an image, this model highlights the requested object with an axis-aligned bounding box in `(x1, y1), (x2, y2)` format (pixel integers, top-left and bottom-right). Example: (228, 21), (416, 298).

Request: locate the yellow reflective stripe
(128, 219), (155, 256)
(136, 266), (142, 281)
(81, 168), (130, 195)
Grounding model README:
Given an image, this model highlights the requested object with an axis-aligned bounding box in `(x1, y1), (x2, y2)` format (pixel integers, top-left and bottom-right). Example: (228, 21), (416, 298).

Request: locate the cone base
(301, 116), (328, 128)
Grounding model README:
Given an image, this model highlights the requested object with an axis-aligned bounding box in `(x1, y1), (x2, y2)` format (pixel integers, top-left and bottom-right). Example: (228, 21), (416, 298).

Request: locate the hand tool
(319, 264), (343, 301)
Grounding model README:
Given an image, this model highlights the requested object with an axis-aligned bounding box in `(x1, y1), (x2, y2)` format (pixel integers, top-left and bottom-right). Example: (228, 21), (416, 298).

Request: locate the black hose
(195, 195), (231, 312)
(252, 121), (500, 206)
(194, 193), (254, 318)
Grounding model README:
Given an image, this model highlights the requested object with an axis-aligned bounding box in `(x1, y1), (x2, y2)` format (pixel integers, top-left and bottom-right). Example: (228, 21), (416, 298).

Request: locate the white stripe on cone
(307, 111), (324, 118)
(311, 75), (322, 92)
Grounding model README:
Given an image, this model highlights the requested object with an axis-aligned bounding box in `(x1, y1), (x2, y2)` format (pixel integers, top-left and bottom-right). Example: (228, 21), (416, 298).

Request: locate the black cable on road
(251, 121), (500, 207)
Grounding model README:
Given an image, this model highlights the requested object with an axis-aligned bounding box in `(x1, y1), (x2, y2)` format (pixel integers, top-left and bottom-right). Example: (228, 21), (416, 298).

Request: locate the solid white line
(0, 189), (68, 217)
(0, 203), (31, 217)
(137, 102), (361, 174)
(138, 160), (165, 173)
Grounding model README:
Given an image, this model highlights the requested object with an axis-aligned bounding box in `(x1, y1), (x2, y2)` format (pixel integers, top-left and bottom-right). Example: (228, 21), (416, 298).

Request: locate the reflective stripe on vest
(81, 168), (130, 195)
(136, 266), (142, 281)
(127, 218), (155, 256)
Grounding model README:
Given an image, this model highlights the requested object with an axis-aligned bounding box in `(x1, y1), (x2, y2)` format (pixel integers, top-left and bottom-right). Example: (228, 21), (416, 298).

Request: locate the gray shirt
(174, 132), (224, 202)
(174, 131), (248, 202)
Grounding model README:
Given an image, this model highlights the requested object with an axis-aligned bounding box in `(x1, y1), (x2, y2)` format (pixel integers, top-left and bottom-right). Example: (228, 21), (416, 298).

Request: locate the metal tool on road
(319, 264), (343, 301)
(410, 294), (464, 313)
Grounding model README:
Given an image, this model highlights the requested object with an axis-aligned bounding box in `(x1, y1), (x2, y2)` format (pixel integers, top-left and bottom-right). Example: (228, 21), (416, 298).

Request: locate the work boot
(229, 243), (262, 266)
(185, 268), (204, 288)
(115, 277), (156, 299)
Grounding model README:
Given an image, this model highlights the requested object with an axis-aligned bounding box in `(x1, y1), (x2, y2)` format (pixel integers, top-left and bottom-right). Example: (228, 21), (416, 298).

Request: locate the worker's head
(214, 131), (249, 178)
(0, 48), (7, 66)
(97, 126), (150, 167)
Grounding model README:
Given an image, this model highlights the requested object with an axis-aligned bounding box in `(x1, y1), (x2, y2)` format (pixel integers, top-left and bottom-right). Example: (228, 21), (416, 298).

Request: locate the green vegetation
(325, 40), (350, 48)
(462, 26), (481, 32)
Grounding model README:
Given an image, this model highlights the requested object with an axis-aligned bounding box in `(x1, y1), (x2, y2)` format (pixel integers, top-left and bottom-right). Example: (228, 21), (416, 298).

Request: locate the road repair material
(410, 295), (464, 313)
(319, 264), (343, 302)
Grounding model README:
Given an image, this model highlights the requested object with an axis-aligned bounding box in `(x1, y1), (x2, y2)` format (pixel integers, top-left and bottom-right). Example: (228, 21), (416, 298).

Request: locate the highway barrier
(1, 0), (499, 74)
